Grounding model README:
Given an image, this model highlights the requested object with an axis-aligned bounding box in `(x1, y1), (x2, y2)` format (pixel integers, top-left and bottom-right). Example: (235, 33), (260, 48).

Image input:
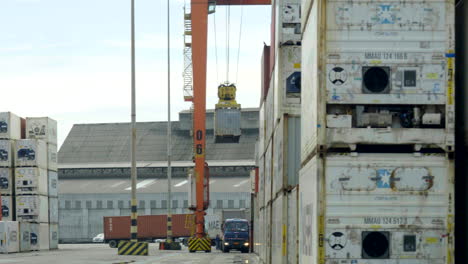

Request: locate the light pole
(130, 0), (138, 243)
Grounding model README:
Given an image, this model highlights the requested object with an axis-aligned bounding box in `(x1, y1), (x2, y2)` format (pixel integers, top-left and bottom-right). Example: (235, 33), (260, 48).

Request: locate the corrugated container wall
(49, 223), (58, 250)
(30, 223), (50, 251)
(264, 141), (273, 205)
(287, 187), (298, 264)
(0, 221), (19, 253)
(19, 222), (31, 252)
(271, 194), (286, 264)
(0, 168), (13, 195)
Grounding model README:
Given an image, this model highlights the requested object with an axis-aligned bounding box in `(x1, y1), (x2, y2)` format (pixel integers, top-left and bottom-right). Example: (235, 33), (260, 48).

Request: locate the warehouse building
(58, 108), (258, 243)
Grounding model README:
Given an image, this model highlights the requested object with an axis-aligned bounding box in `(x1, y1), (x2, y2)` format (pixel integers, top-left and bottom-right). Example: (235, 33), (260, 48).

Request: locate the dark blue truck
(220, 218), (250, 253)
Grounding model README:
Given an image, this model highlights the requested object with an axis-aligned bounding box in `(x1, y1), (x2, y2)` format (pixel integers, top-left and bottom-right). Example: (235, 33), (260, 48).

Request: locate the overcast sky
(0, 0), (271, 147)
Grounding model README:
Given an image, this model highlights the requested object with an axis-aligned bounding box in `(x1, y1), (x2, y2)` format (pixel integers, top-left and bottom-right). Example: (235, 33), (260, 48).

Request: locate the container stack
(15, 117), (58, 251)
(253, 1), (302, 264)
(0, 113), (21, 254)
(298, 0), (455, 263)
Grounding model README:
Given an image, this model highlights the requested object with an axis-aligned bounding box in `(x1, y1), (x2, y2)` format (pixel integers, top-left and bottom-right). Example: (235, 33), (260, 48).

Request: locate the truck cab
(221, 218), (250, 253)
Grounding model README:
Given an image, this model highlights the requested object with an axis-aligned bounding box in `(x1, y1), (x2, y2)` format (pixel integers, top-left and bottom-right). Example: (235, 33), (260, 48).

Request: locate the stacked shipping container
(254, 0), (302, 263)
(299, 0), (455, 263)
(0, 114), (58, 253)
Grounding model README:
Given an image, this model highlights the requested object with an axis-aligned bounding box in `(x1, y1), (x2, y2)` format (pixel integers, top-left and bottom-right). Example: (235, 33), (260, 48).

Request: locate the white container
(0, 221), (19, 253)
(264, 141), (273, 205)
(274, 46), (301, 123)
(277, 1), (301, 45)
(299, 153), (454, 263)
(16, 195), (49, 223)
(287, 187), (298, 264)
(49, 197), (58, 224)
(265, 204), (272, 264)
(49, 223), (58, 250)
(0, 140), (13, 167)
(15, 167), (48, 196)
(259, 102), (265, 156)
(0, 112), (21, 140)
(258, 155), (265, 209)
(26, 117), (57, 145)
(1, 196), (14, 221)
(0, 168), (13, 195)
(19, 222), (31, 252)
(15, 139), (47, 169)
(272, 115), (301, 197)
(271, 194), (286, 264)
(47, 144), (57, 172)
(265, 78), (275, 145)
(48, 170), (58, 197)
(301, 0), (456, 156)
(30, 223), (49, 251)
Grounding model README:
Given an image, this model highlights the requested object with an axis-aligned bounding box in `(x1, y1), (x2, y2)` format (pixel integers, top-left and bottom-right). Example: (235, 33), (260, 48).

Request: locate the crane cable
(213, 12), (220, 84)
(235, 2), (244, 84)
(226, 5), (231, 83)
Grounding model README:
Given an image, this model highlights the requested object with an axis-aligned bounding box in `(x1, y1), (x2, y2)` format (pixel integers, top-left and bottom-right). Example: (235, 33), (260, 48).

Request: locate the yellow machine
(216, 83), (240, 109)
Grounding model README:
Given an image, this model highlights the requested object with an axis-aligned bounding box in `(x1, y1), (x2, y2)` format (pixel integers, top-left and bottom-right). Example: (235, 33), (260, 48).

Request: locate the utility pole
(130, 0), (138, 243)
(166, 0), (173, 245)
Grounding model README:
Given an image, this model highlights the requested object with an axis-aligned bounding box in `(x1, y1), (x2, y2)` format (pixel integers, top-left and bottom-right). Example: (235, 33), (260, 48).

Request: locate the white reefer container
(299, 152), (454, 264)
(15, 167), (48, 196)
(0, 168), (13, 195)
(287, 187), (298, 264)
(259, 101), (266, 156)
(30, 223), (49, 251)
(26, 117), (57, 145)
(0, 112), (21, 140)
(0, 221), (19, 253)
(19, 222), (31, 252)
(0, 140), (13, 167)
(16, 195), (49, 223)
(265, 78), (276, 145)
(272, 115), (301, 197)
(48, 170), (58, 197)
(49, 197), (58, 224)
(301, 0), (456, 162)
(258, 155), (265, 209)
(47, 144), (57, 172)
(15, 139), (47, 168)
(274, 46), (301, 123)
(49, 223), (58, 250)
(271, 194), (286, 264)
(1, 195), (14, 221)
(264, 140), (273, 204)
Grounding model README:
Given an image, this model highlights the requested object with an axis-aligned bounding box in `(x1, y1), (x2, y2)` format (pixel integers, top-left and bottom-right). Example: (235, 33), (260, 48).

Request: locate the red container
(261, 45), (271, 101)
(104, 214), (193, 240)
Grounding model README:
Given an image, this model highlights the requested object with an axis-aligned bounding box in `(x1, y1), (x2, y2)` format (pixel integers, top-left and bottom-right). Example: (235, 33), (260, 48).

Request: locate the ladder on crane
(183, 2), (193, 102)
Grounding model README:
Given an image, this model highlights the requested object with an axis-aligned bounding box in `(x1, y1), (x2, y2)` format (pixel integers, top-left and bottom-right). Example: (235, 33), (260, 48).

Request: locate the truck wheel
(223, 247), (230, 253)
(189, 250), (196, 253)
(109, 240), (118, 248)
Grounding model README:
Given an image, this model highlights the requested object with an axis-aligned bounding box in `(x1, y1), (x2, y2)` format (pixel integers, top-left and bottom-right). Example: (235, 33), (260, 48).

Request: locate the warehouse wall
(58, 192), (251, 243)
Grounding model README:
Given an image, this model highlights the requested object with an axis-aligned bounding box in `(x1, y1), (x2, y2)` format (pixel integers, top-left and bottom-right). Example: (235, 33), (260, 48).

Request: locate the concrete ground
(0, 244), (259, 264)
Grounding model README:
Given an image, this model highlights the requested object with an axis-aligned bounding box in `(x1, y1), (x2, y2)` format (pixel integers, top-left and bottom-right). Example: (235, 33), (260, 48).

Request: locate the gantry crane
(186, 0), (271, 253)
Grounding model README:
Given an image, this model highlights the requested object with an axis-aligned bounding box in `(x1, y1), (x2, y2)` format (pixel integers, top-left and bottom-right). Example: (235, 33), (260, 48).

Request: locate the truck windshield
(225, 222), (249, 232)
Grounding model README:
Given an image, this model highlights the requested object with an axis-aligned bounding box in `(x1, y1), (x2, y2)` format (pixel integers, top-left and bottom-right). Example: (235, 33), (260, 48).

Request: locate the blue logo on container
(351, 260), (358, 264)
(378, 5), (396, 24)
(377, 169), (391, 188)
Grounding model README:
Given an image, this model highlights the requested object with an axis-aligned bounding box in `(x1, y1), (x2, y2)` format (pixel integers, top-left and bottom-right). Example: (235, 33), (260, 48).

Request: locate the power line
(226, 5), (231, 83)
(213, 12), (220, 84)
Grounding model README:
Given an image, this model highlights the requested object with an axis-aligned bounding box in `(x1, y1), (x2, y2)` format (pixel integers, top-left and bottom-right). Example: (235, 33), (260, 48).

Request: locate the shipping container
(273, 115), (301, 197)
(15, 167), (48, 196)
(205, 212), (222, 240)
(103, 214), (192, 247)
(16, 195), (49, 223)
(274, 46), (301, 123)
(47, 144), (57, 172)
(0, 112), (21, 140)
(259, 102), (266, 156)
(19, 222), (31, 252)
(258, 155), (265, 209)
(261, 45), (271, 101)
(15, 139), (47, 169)
(264, 141), (273, 204)
(0, 168), (13, 195)
(48, 170), (58, 197)
(265, 78), (276, 144)
(30, 223), (49, 251)
(214, 108), (241, 143)
(0, 140), (13, 168)
(26, 117), (57, 145)
(287, 187), (298, 264)
(49, 223), (58, 250)
(271, 194), (286, 264)
(1, 195), (14, 221)
(49, 197), (58, 223)
(0, 221), (19, 253)
(301, 0), (456, 161)
(265, 204), (272, 264)
(275, 0), (301, 46)
(299, 152), (454, 263)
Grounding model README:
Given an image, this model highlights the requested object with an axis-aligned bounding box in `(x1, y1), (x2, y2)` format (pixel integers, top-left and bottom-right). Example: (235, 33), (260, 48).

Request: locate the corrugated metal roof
(59, 177), (251, 194)
(59, 112), (258, 166)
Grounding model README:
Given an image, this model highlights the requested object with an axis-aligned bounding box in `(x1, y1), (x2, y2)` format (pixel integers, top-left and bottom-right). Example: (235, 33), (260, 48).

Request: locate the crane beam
(216, 0), (271, 5)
